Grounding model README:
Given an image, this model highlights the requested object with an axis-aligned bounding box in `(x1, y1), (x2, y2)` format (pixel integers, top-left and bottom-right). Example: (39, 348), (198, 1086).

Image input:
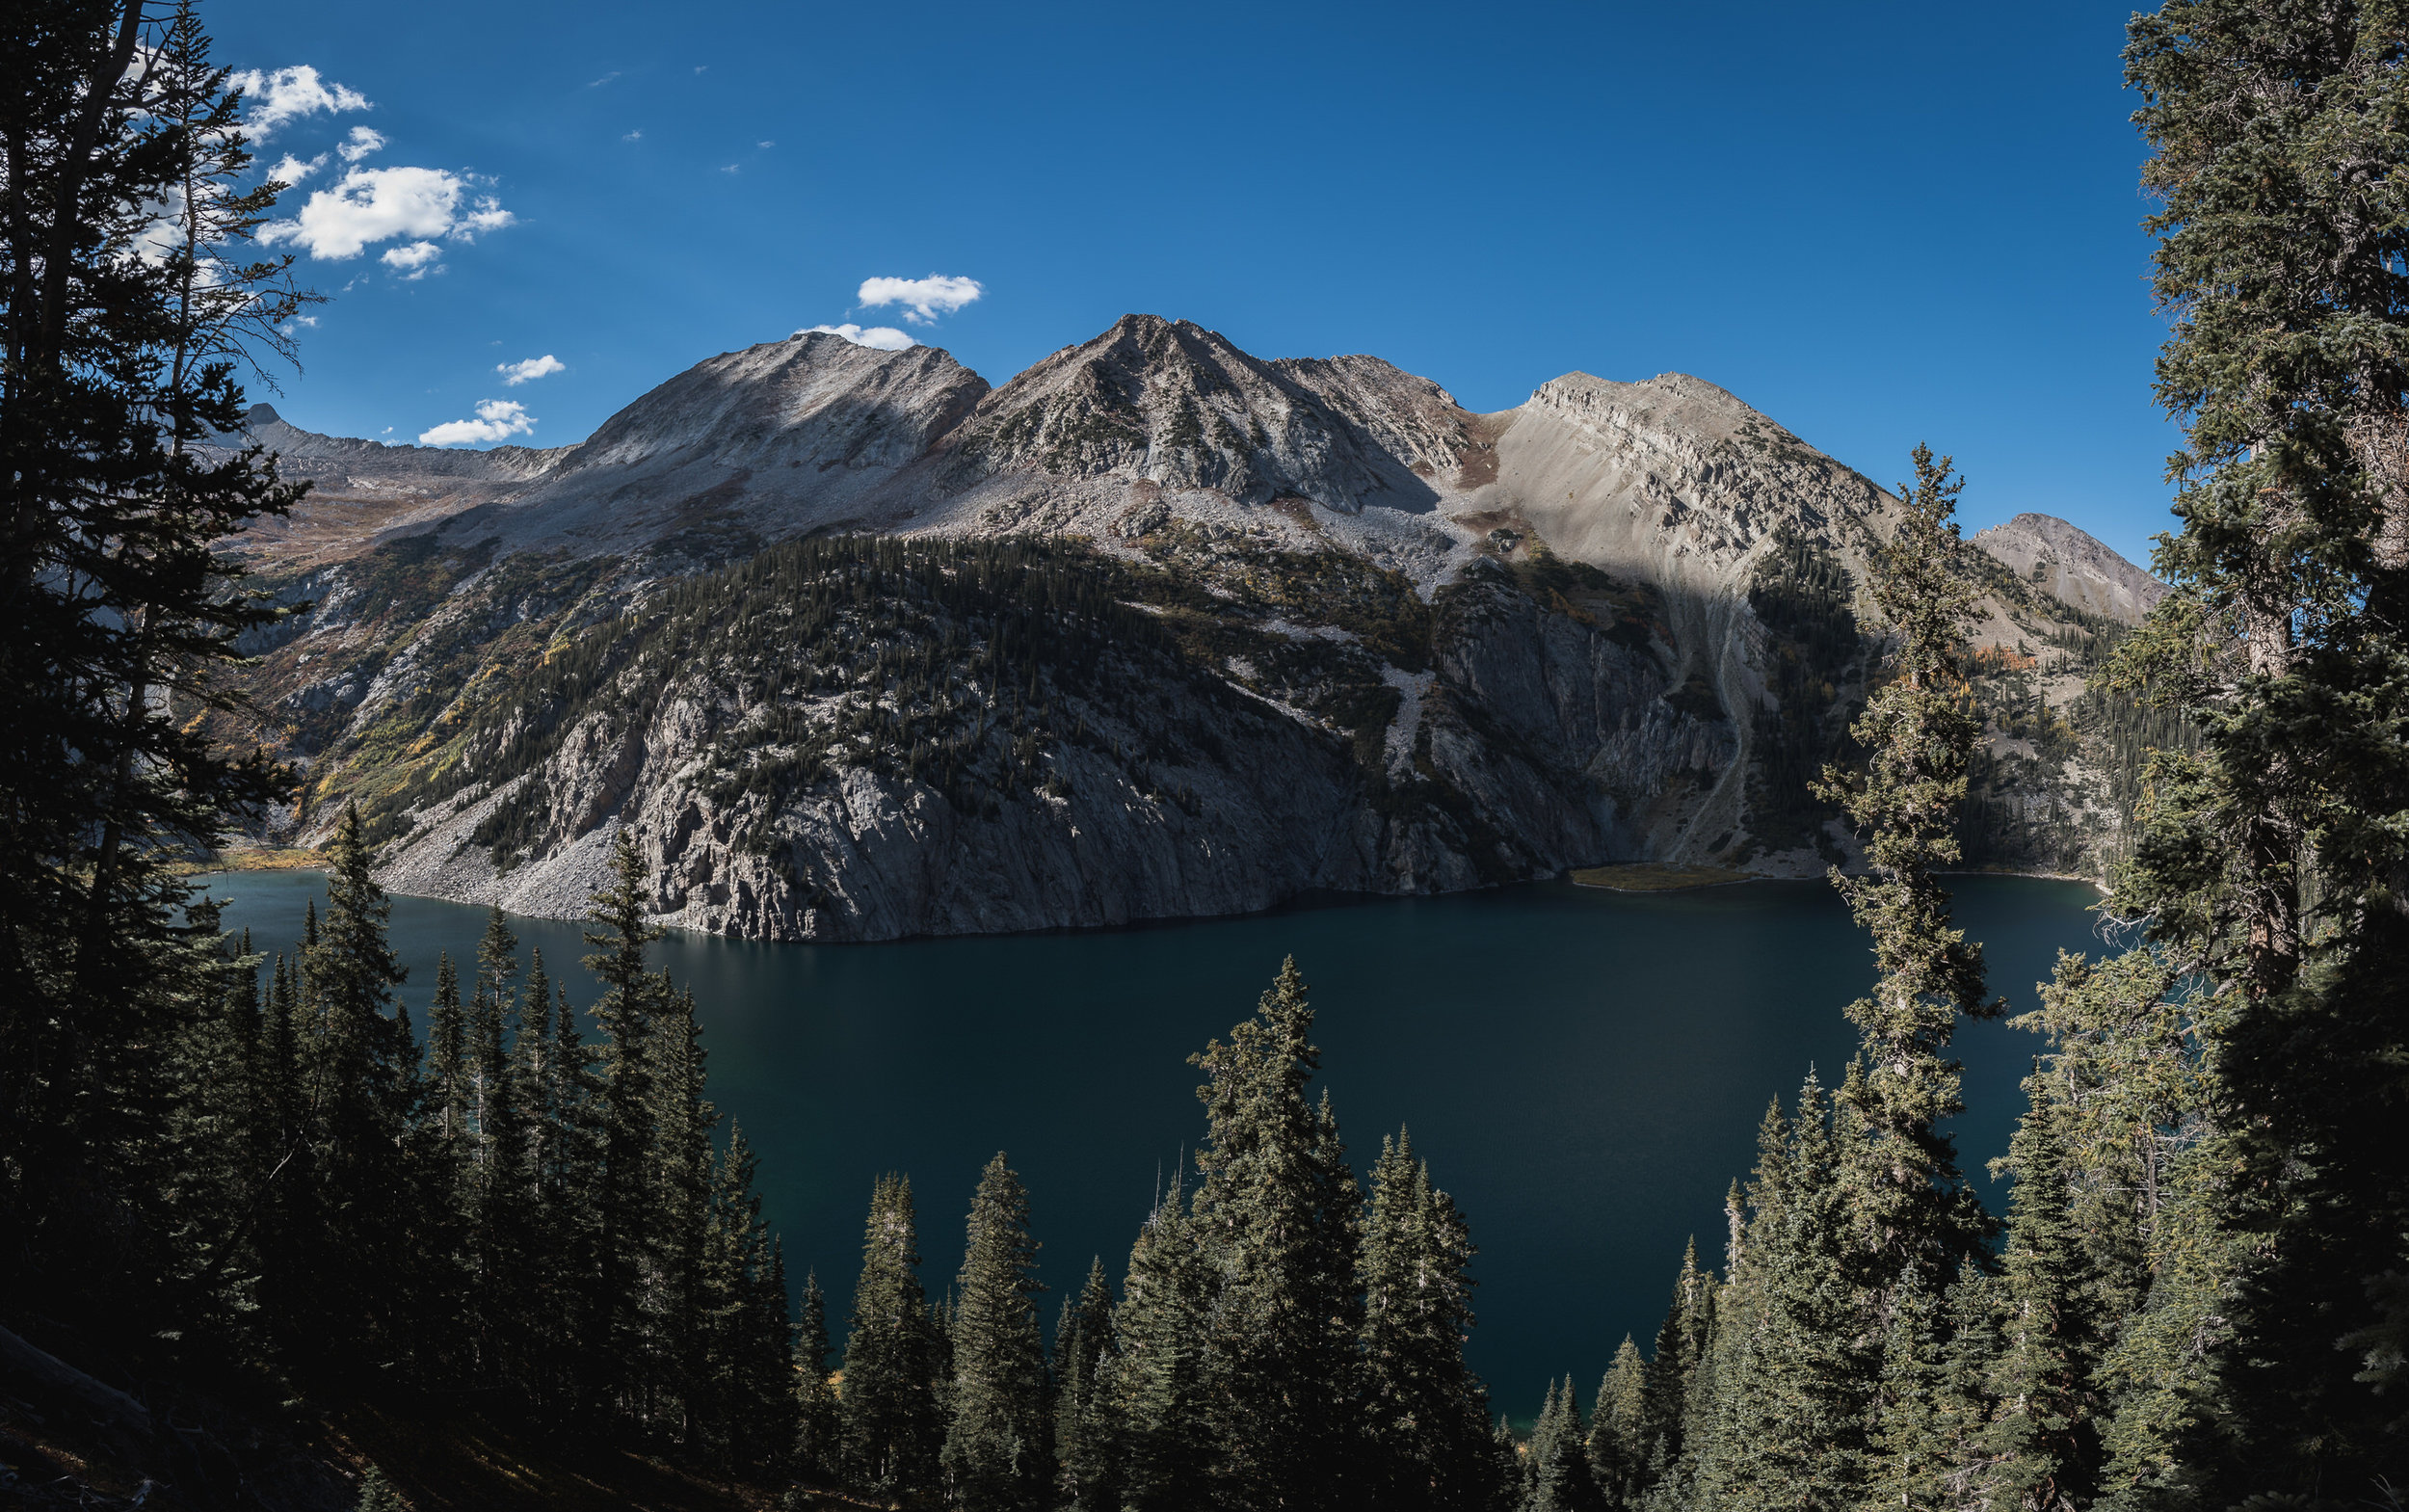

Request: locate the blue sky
(208, 0), (2174, 567)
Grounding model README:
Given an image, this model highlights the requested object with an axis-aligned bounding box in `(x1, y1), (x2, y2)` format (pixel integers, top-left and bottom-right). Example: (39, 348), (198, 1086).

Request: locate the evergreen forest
(2, 2), (2402, 1511)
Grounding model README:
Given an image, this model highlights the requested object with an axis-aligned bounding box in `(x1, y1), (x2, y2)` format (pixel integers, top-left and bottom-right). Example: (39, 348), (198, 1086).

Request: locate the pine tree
(1589, 1338), (1646, 1510)
(1980, 1094), (2107, 1512)
(353, 1464), (405, 1512)
(650, 984), (717, 1431)
(1360, 1128), (1495, 1512)
(0, 0), (307, 1332)
(581, 831), (662, 1406)
(1812, 446), (1999, 1297)
(699, 1124), (789, 1466)
(1108, 1194), (1212, 1512)
(293, 804), (413, 1372)
(795, 1269), (843, 1486)
(1637, 1239), (1713, 1478)
(1523, 1377), (1604, 1512)
(1694, 1075), (1878, 1512)
(1052, 1257), (1117, 1512)
(942, 1152), (1050, 1512)
(839, 1174), (941, 1499)
(2114, 1), (2409, 1499)
(1187, 957), (1363, 1511)
(427, 953), (469, 1163)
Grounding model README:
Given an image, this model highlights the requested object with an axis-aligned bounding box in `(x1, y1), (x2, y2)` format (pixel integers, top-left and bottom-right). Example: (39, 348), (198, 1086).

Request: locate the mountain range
(210, 315), (2164, 941)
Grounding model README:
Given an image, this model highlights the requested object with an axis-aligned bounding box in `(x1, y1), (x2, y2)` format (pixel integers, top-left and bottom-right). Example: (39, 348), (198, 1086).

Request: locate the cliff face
(220, 318), (2164, 939)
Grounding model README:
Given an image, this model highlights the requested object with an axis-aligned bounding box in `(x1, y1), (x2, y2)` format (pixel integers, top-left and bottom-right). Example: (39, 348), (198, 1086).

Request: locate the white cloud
(336, 125), (384, 162)
(623, 129), (643, 141)
(269, 151), (327, 185)
(858, 274), (983, 325)
(259, 166), (513, 261)
(381, 240), (442, 276)
(720, 164), (740, 174)
(802, 323), (916, 351)
(497, 354), (565, 385)
(589, 71), (622, 87)
(227, 65), (371, 137)
(419, 399), (535, 447)
(757, 140), (775, 148)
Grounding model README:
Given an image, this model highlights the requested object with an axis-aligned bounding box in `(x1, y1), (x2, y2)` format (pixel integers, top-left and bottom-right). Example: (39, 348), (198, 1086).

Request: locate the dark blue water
(199, 871), (2108, 1417)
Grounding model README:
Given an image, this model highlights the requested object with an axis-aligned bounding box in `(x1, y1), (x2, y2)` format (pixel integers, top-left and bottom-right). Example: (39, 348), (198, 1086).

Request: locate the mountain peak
(943, 314), (1467, 511)
(1972, 513), (2164, 623)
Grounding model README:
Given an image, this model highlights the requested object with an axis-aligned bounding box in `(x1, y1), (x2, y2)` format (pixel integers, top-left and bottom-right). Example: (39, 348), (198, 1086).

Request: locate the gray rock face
(233, 315), (2163, 939)
(1972, 512), (2166, 623)
(939, 314), (1464, 514)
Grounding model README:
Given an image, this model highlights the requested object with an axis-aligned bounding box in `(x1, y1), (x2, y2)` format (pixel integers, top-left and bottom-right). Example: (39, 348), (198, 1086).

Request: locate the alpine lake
(201, 868), (2110, 1419)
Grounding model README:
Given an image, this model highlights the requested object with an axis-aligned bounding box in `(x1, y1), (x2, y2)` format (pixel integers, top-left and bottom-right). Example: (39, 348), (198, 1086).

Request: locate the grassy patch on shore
(175, 845), (325, 877)
(1569, 862), (1749, 892)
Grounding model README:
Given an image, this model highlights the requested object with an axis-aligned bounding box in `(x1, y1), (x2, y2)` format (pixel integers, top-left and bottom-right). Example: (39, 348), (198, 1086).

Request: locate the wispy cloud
(623, 129), (643, 142)
(226, 65), (371, 137)
(588, 71), (622, 87)
(802, 323), (915, 352)
(858, 274), (983, 325)
(497, 354), (565, 385)
(336, 125), (384, 163)
(419, 398), (535, 447)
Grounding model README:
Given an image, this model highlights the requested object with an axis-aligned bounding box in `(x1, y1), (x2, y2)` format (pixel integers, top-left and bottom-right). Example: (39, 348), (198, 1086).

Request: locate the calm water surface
(201, 870), (2108, 1416)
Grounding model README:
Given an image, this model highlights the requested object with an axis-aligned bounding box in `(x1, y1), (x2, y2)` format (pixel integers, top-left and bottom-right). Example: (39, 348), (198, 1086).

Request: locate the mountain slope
(215, 319), (2168, 940)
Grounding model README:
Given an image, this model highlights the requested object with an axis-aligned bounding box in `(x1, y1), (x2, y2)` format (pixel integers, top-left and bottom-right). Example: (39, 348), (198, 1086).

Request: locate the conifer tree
(1360, 1128), (1495, 1512)
(426, 953), (469, 1164)
(1813, 446), (1999, 1295)
(1637, 1239), (1712, 1478)
(1522, 1378), (1604, 1512)
(582, 831), (662, 1403)
(700, 1124), (790, 1465)
(840, 1174), (941, 1499)
(1052, 1258), (1118, 1512)
(1588, 1338), (1646, 1510)
(1694, 1075), (1877, 1512)
(795, 1269), (843, 1486)
(650, 984), (717, 1427)
(1186, 957), (1363, 1511)
(1980, 1094), (2107, 1512)
(2114, 2), (2409, 1499)
(293, 804), (412, 1371)
(1107, 1194), (1211, 1512)
(942, 1153), (1050, 1512)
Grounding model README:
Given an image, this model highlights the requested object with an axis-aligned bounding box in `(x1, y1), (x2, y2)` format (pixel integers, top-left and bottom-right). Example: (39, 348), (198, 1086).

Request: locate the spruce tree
(1522, 1377), (1604, 1512)
(650, 984), (717, 1429)
(1812, 446), (1999, 1295)
(1052, 1257), (1118, 1512)
(581, 831), (662, 1405)
(942, 1153), (1050, 1512)
(1589, 1338), (1646, 1510)
(1186, 957), (1363, 1511)
(1108, 1194), (1212, 1512)
(795, 1269), (843, 1486)
(0, 0), (307, 1331)
(2116, 1), (2409, 1499)
(293, 804), (412, 1372)
(839, 1174), (941, 1499)
(1693, 1075), (1878, 1512)
(1981, 1094), (2107, 1512)
(1359, 1128), (1495, 1512)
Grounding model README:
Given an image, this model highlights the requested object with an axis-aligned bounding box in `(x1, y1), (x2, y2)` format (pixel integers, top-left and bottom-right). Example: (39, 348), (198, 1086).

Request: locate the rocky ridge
(214, 316), (2166, 942)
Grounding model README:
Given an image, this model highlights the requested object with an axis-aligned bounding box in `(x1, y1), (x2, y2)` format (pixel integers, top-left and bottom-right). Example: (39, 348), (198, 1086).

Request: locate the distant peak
(245, 402), (282, 427)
